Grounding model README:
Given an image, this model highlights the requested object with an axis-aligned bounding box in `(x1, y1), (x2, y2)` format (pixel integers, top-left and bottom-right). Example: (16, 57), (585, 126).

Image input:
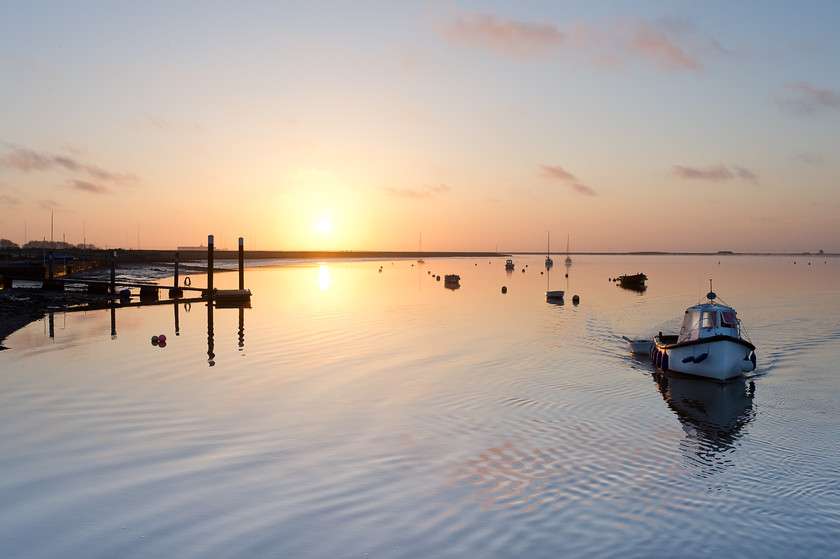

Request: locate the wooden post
(110, 251), (116, 294)
(238, 237), (244, 290)
(48, 251), (54, 280)
(207, 234), (214, 296)
(169, 252), (183, 298)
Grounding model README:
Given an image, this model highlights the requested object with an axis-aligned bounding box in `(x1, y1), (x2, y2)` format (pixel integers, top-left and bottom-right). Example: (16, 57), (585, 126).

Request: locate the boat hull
(652, 335), (755, 381)
(545, 290), (564, 300)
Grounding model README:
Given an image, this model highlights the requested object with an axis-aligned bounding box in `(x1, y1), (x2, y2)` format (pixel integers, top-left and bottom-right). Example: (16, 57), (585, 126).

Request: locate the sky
(1, 1), (838, 253)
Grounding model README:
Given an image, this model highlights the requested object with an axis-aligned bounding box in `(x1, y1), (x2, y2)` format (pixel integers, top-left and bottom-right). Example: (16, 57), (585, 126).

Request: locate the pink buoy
(158, 334), (167, 343)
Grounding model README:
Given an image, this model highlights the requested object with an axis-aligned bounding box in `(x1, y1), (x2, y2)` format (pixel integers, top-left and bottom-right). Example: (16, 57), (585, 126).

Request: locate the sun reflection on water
(318, 264), (331, 291)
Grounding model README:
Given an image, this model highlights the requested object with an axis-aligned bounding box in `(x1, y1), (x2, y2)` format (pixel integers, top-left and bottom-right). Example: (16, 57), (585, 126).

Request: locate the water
(2, 255), (839, 558)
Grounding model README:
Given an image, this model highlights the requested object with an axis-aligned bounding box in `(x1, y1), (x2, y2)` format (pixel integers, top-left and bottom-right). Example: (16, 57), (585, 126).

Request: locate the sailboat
(417, 233), (424, 263)
(545, 265), (564, 302)
(564, 234), (572, 265)
(545, 231), (553, 268)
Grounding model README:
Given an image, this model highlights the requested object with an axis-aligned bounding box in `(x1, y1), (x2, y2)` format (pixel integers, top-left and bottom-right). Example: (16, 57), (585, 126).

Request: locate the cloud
(0, 194), (20, 206)
(538, 164), (596, 195)
(440, 10), (565, 59)
(436, 9), (708, 72)
(383, 183), (452, 199)
(672, 164), (758, 183)
(792, 151), (821, 164)
(144, 113), (208, 134)
(777, 82), (840, 115)
(0, 145), (139, 185)
(39, 199), (61, 210)
(67, 180), (111, 194)
(734, 166), (758, 183)
(538, 164), (577, 182)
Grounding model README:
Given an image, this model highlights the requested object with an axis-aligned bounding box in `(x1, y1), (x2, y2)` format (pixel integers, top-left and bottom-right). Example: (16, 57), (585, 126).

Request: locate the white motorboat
(651, 283), (756, 381)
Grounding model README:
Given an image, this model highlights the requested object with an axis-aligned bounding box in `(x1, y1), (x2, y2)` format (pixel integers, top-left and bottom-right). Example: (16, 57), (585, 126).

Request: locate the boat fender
(184, 276), (191, 286)
(682, 355), (695, 363)
(650, 346), (655, 361)
(750, 352), (757, 371)
(694, 353), (708, 363)
(655, 350), (662, 369)
(661, 353), (669, 372)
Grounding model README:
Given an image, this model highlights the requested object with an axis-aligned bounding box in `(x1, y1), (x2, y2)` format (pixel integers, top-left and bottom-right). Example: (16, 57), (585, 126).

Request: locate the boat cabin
(677, 303), (740, 343)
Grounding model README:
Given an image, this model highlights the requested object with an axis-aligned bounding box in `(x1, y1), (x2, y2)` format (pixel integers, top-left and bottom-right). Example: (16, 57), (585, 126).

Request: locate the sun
(316, 217), (332, 233)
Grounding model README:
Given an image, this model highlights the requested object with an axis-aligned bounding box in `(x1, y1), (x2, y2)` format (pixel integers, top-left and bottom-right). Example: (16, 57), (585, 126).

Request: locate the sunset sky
(1, 1), (838, 253)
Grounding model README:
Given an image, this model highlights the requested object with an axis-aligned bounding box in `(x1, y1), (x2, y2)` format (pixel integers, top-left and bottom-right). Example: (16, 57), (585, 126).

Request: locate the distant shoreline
(110, 249), (840, 262)
(3, 248), (836, 265)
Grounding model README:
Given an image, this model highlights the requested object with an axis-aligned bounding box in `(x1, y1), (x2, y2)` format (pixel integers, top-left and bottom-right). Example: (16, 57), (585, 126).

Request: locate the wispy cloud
(436, 9), (713, 72)
(39, 199), (61, 210)
(792, 151), (821, 164)
(777, 82), (840, 115)
(538, 164), (597, 195)
(0, 145), (139, 185)
(383, 183), (452, 199)
(672, 164), (759, 183)
(0, 194), (19, 206)
(67, 179), (111, 194)
(440, 11), (565, 59)
(143, 113), (208, 134)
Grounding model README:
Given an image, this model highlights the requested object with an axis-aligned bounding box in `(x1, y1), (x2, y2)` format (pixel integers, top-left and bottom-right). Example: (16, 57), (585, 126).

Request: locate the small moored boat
(545, 289), (565, 301)
(623, 336), (651, 355)
(505, 259), (515, 270)
(615, 273), (647, 288)
(651, 282), (756, 381)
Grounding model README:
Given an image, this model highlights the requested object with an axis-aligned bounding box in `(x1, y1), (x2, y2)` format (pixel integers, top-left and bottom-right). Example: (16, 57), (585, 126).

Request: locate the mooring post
(48, 251), (54, 280)
(207, 234), (214, 296)
(238, 237), (245, 290)
(110, 251), (116, 294)
(174, 252), (180, 287)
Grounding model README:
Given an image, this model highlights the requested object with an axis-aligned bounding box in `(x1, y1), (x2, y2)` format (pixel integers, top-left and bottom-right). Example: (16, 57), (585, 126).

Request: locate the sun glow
(317, 217), (332, 233)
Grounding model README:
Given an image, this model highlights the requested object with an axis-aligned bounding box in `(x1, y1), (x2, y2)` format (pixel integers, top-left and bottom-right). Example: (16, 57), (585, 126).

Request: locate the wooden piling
(238, 237), (245, 290)
(169, 251), (184, 298)
(207, 235), (214, 296)
(110, 251), (116, 294)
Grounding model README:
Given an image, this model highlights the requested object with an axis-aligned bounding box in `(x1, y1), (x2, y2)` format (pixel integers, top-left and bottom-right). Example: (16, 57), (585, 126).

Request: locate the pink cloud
(384, 183), (452, 199)
(67, 180), (111, 194)
(672, 164), (733, 181)
(538, 164), (577, 182)
(538, 164), (596, 196)
(438, 9), (707, 72)
(0, 146), (138, 185)
(778, 82), (840, 114)
(672, 164), (759, 183)
(441, 11), (565, 59)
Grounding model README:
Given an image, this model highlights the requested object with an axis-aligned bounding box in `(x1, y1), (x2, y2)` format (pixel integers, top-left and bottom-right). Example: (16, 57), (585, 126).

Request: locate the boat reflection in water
(652, 372), (756, 476)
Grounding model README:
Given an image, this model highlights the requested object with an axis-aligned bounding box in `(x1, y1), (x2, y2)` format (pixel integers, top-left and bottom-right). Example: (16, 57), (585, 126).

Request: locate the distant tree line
(0, 239), (100, 250)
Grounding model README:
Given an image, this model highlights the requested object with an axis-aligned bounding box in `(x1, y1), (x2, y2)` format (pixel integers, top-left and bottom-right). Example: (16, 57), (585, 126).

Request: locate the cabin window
(679, 309), (703, 342)
(702, 311), (718, 329)
(721, 311), (736, 326)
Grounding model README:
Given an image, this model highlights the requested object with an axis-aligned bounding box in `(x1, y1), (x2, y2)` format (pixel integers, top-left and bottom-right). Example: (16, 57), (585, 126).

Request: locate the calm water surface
(2, 255), (839, 558)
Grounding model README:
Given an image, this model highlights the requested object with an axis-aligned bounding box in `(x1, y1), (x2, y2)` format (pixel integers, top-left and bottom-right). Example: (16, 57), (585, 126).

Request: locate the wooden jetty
(2, 234), (252, 306)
